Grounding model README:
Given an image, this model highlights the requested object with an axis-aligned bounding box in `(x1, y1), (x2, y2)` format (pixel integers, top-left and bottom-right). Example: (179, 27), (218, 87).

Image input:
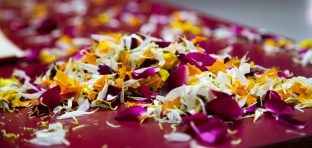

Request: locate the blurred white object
(0, 30), (25, 60)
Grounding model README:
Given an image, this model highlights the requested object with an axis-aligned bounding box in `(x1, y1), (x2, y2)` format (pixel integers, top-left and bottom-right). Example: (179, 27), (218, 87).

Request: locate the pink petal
(132, 67), (159, 79)
(115, 106), (146, 121)
(190, 117), (228, 144)
(264, 91), (294, 115)
(206, 91), (243, 120)
(181, 52), (215, 71)
(264, 99), (295, 115)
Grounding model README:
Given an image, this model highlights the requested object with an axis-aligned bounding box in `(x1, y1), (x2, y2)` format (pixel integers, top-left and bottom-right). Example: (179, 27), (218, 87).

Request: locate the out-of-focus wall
(160, 0), (312, 40)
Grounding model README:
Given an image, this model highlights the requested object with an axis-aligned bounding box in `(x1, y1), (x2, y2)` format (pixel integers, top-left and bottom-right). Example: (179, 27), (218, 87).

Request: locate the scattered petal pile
(1, 33), (312, 145)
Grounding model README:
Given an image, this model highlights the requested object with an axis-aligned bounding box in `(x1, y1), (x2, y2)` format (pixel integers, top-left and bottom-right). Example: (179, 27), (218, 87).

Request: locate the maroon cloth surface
(1, 0), (312, 147)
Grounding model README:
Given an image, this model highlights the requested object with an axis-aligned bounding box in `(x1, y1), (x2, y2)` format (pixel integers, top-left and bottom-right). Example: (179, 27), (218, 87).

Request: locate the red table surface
(1, 0), (312, 147)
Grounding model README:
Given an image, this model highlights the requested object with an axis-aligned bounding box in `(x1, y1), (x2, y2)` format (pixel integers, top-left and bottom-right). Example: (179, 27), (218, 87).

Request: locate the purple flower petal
(155, 41), (171, 48)
(38, 86), (62, 109)
(245, 104), (257, 113)
(299, 49), (308, 55)
(72, 52), (84, 60)
(10, 21), (29, 32)
(182, 113), (209, 125)
(132, 67), (159, 79)
(60, 91), (76, 99)
(264, 99), (295, 115)
(64, 26), (79, 37)
(206, 91), (243, 120)
(20, 48), (41, 62)
(35, 18), (58, 33)
(107, 85), (121, 96)
(264, 90), (282, 101)
(115, 106), (146, 121)
(275, 115), (306, 129)
(232, 25), (243, 36)
(190, 117), (228, 144)
(160, 65), (187, 95)
(181, 52), (215, 71)
(98, 65), (114, 75)
(139, 84), (151, 98)
(264, 90), (294, 115)
(210, 90), (232, 100)
(277, 71), (290, 79)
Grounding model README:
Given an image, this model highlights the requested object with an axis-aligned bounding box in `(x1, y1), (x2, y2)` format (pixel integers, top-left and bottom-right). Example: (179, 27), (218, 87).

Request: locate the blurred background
(160, 0), (312, 40)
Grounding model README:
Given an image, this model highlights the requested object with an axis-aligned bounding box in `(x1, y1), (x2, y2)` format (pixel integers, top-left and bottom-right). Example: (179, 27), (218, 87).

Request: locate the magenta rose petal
(115, 106), (147, 121)
(190, 117), (228, 144)
(245, 104), (257, 113)
(264, 99), (295, 115)
(182, 113), (209, 125)
(205, 91), (243, 121)
(138, 84), (151, 99)
(264, 91), (295, 115)
(160, 65), (187, 95)
(132, 67), (159, 79)
(210, 90), (232, 100)
(275, 115), (307, 129)
(181, 52), (215, 71)
(264, 90), (282, 101)
(277, 71), (290, 79)
(38, 86), (62, 110)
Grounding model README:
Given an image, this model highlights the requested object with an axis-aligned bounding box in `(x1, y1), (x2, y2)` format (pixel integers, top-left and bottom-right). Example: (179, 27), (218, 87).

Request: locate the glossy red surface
(1, 0), (312, 147)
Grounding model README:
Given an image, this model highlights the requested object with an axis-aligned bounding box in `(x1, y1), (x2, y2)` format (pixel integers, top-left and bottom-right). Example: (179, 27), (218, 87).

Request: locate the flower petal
(35, 18), (58, 33)
(182, 113), (209, 125)
(264, 99), (295, 115)
(275, 115), (306, 129)
(138, 84), (151, 99)
(245, 104), (257, 113)
(264, 91), (295, 115)
(181, 52), (215, 71)
(38, 86), (62, 110)
(264, 90), (281, 101)
(205, 91), (243, 120)
(98, 65), (114, 75)
(160, 65), (187, 95)
(115, 106), (146, 121)
(155, 41), (171, 48)
(132, 67), (160, 79)
(190, 117), (228, 144)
